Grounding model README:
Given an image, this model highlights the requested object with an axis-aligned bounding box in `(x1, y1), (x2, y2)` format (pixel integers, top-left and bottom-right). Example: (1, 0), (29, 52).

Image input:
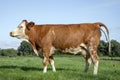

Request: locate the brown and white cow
(10, 20), (110, 75)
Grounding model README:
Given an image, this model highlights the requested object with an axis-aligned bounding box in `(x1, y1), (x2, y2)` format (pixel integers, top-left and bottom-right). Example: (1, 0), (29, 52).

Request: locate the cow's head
(10, 20), (35, 40)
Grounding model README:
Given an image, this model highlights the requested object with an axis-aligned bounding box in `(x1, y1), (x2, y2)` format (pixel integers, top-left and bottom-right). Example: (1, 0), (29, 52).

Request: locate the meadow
(0, 56), (119, 80)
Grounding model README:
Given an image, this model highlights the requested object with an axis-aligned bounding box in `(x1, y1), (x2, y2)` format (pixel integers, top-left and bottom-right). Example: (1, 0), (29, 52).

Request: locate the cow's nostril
(10, 32), (13, 36)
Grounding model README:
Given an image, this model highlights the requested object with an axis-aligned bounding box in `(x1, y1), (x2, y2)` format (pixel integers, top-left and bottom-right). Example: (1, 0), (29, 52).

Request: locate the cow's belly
(62, 46), (82, 54)
(50, 43), (87, 55)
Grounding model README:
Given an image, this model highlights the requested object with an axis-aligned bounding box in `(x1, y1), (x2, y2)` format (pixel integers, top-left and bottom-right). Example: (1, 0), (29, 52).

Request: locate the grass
(0, 56), (120, 80)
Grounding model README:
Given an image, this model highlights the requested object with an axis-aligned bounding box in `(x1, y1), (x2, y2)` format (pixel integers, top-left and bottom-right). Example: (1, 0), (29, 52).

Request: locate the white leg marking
(33, 49), (39, 56)
(43, 57), (48, 73)
(43, 57), (47, 63)
(51, 60), (56, 72)
(43, 66), (47, 73)
(88, 58), (92, 65)
(93, 61), (99, 75)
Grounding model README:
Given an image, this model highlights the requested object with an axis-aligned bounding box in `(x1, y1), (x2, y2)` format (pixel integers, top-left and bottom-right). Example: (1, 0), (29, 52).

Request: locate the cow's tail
(95, 22), (111, 55)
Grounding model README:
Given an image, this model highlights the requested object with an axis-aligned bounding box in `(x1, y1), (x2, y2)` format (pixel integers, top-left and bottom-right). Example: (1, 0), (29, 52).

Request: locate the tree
(98, 40), (120, 57)
(111, 40), (120, 57)
(98, 40), (108, 56)
(17, 41), (34, 56)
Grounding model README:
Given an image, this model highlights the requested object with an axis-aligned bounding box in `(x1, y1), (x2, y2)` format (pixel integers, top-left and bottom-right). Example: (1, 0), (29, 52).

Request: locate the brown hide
(25, 23), (101, 51)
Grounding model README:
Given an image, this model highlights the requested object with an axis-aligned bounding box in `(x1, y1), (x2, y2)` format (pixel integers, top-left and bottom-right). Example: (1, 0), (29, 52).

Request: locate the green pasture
(0, 56), (119, 80)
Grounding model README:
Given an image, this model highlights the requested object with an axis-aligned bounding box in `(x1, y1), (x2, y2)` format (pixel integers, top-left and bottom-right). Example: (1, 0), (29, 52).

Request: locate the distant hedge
(0, 48), (17, 57)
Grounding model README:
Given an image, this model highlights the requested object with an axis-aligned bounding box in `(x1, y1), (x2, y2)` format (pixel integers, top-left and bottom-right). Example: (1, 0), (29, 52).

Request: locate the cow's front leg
(49, 56), (56, 72)
(42, 47), (52, 73)
(31, 44), (44, 58)
(33, 48), (44, 58)
(43, 55), (49, 73)
(43, 55), (56, 73)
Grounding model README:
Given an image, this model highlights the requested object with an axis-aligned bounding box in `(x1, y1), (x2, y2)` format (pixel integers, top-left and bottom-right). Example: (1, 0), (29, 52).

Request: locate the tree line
(0, 40), (120, 57)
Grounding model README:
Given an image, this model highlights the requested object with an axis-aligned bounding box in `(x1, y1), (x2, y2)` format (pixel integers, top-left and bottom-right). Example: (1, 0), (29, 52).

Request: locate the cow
(10, 20), (110, 75)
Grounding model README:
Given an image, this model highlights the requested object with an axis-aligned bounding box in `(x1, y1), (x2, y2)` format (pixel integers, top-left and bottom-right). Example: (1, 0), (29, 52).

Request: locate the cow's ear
(22, 20), (28, 23)
(26, 22), (35, 30)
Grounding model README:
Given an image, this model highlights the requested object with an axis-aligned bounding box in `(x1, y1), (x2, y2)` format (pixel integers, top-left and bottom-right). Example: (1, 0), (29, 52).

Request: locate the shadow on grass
(0, 65), (42, 71)
(100, 58), (120, 61)
(57, 68), (77, 72)
(0, 65), (76, 72)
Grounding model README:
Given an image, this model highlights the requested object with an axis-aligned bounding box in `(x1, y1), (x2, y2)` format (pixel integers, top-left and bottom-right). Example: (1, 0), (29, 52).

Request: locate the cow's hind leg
(42, 48), (51, 73)
(84, 57), (92, 72)
(90, 48), (99, 75)
(81, 49), (92, 73)
(49, 56), (56, 72)
(92, 52), (99, 75)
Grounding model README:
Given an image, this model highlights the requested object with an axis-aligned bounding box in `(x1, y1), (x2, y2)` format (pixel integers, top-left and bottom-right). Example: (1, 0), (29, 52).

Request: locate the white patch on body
(52, 30), (55, 36)
(49, 43), (87, 55)
(50, 47), (56, 56)
(63, 43), (87, 54)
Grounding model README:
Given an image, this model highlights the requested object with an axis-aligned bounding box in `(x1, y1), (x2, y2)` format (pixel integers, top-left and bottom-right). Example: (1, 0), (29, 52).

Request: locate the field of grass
(0, 56), (120, 80)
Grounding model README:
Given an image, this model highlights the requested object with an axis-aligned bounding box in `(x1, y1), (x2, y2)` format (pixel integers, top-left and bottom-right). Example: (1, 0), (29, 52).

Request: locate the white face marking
(11, 21), (29, 41)
(63, 43), (87, 54)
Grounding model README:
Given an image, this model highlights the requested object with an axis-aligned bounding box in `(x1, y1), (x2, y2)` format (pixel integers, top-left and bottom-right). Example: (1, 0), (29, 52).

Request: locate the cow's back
(50, 23), (100, 49)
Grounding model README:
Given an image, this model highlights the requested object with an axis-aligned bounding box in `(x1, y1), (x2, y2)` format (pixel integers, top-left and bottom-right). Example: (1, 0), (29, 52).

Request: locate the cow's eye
(19, 26), (23, 29)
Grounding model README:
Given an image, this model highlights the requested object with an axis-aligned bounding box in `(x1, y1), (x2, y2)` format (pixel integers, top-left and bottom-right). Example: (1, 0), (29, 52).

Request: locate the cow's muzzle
(10, 32), (14, 37)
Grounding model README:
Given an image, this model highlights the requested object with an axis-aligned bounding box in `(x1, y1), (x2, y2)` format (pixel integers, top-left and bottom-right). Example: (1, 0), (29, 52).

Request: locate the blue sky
(0, 0), (120, 49)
